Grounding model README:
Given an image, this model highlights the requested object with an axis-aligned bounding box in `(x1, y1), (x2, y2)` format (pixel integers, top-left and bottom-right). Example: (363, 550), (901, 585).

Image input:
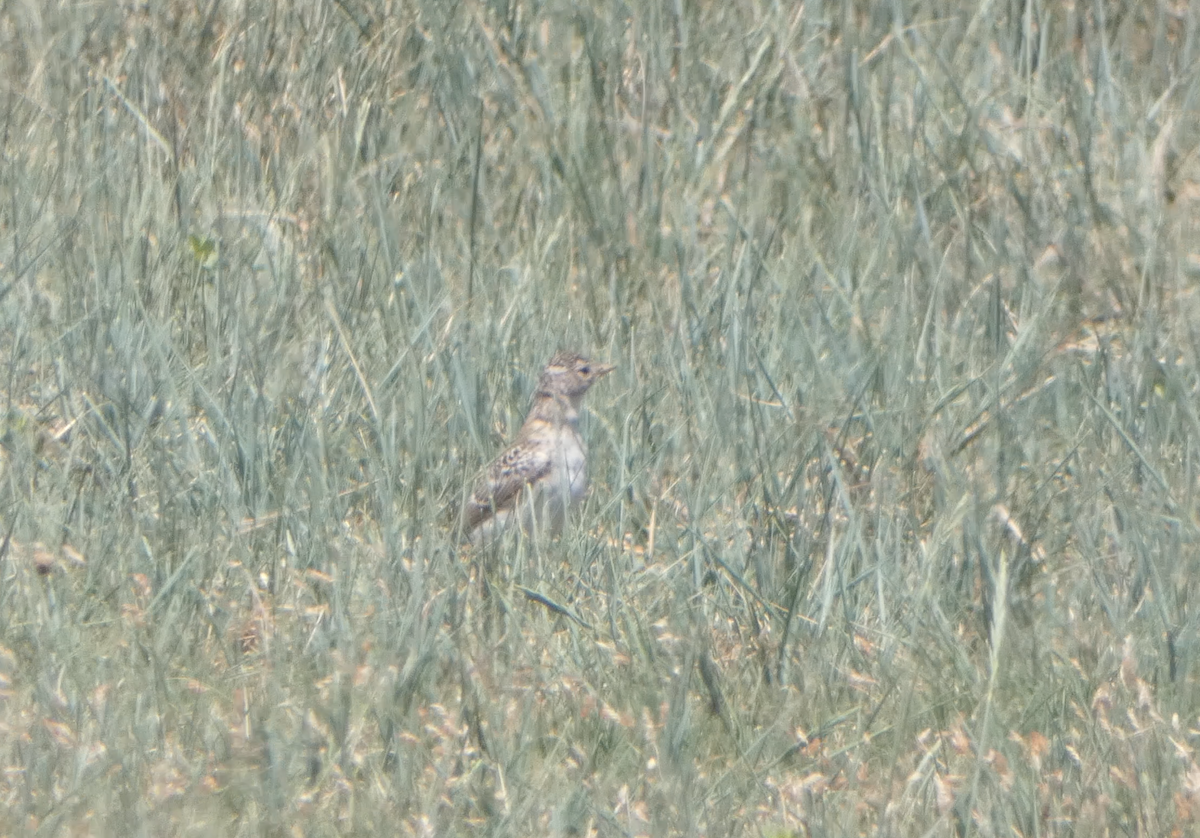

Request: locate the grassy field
(3, 1), (1200, 835)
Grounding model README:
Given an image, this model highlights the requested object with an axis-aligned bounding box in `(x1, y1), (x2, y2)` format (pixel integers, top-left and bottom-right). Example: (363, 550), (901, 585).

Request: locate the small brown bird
(462, 351), (615, 544)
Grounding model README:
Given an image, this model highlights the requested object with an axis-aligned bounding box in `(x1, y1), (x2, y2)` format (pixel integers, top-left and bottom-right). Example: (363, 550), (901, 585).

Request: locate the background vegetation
(2, 0), (1200, 835)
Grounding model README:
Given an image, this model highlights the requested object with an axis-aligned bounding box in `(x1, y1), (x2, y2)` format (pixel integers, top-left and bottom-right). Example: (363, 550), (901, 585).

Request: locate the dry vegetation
(3, 0), (1200, 835)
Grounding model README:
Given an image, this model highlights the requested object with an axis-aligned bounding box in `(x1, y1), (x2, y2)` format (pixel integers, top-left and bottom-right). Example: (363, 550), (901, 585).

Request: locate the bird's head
(536, 352), (616, 398)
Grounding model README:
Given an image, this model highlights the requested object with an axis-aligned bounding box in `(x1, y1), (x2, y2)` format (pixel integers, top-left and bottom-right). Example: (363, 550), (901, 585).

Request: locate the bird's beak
(594, 362), (616, 378)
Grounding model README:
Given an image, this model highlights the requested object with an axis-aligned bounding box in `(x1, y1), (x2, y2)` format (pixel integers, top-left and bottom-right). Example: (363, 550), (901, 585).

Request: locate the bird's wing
(463, 441), (553, 528)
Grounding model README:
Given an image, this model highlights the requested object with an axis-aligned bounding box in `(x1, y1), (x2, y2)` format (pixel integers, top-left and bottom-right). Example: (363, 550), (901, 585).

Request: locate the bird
(461, 351), (615, 544)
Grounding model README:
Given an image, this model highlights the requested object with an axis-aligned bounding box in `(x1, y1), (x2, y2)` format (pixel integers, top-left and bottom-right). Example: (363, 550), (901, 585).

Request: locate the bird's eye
(580, 365), (590, 375)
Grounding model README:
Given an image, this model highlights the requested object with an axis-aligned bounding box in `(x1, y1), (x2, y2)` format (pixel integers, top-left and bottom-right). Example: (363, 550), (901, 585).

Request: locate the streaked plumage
(463, 352), (615, 543)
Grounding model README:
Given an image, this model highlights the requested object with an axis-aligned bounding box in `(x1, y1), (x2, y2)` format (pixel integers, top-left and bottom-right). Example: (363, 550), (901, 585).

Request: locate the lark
(462, 352), (615, 544)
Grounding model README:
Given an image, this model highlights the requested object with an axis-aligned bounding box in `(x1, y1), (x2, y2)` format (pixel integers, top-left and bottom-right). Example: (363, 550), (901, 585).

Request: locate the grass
(2, 0), (1200, 835)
